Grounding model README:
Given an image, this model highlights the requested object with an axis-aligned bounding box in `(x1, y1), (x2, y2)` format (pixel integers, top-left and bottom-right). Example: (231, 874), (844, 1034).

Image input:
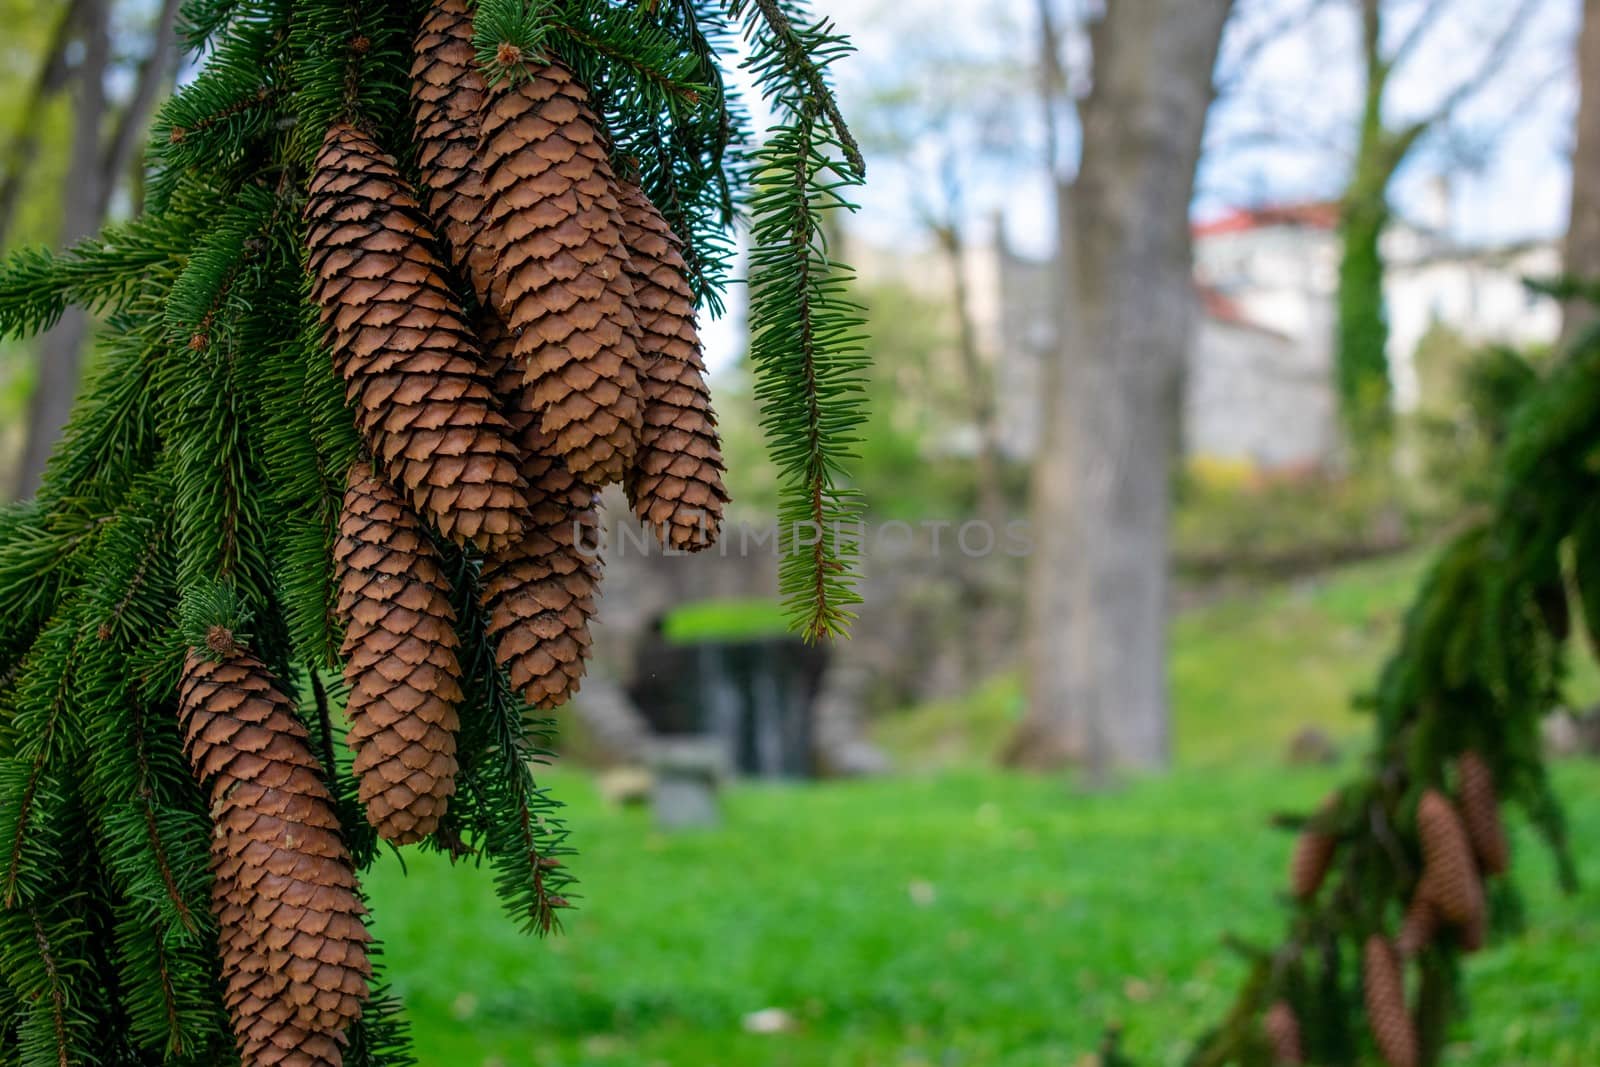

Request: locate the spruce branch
(736, 0), (867, 638)
(735, 0), (863, 177)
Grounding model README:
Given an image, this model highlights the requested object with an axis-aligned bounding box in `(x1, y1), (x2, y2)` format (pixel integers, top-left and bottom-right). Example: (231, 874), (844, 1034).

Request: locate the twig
(748, 0), (864, 176)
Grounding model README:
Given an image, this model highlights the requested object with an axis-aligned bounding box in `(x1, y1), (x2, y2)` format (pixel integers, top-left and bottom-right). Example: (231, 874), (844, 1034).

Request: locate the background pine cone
(1263, 999), (1304, 1065)
(617, 180), (728, 551)
(1289, 827), (1336, 900)
(306, 121), (528, 552)
(1362, 935), (1418, 1067)
(478, 60), (644, 485)
(479, 318), (601, 709)
(1397, 893), (1436, 957)
(179, 642), (370, 1062)
(336, 462), (463, 844)
(1457, 750), (1510, 876)
(1417, 789), (1485, 930)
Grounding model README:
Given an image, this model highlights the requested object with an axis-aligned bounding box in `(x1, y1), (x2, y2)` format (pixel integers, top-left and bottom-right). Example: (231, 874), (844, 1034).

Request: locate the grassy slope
(876, 553), (1436, 769)
(368, 556), (1600, 1066)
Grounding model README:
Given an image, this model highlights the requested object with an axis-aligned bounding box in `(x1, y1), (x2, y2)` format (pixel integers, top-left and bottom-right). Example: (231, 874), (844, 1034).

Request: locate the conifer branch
(740, 0), (863, 176)
(29, 910), (70, 1067)
(131, 709), (198, 935)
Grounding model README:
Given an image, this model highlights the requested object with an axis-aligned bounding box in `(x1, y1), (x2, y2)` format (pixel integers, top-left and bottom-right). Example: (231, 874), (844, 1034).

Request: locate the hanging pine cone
(214, 870), (352, 1067)
(1263, 1000), (1304, 1065)
(1362, 935), (1418, 1067)
(305, 121), (528, 553)
(617, 179), (728, 551)
(478, 58), (645, 485)
(1457, 750), (1510, 876)
(410, 0), (496, 299)
(335, 462), (463, 845)
(179, 636), (370, 1064)
(1397, 893), (1437, 957)
(1288, 794), (1338, 900)
(1416, 789), (1485, 929)
(1289, 826), (1336, 901)
(479, 317), (601, 709)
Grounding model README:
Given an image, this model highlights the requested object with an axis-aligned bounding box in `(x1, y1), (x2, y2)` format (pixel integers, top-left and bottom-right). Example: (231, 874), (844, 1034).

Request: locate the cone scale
(335, 463), (464, 844)
(617, 179), (728, 551)
(305, 122), (528, 553)
(178, 642), (371, 1065)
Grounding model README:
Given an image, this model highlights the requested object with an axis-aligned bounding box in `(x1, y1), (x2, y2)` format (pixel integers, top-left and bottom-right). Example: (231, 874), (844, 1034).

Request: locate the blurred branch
(1389, 0), (1451, 68)
(1034, 0), (1073, 182)
(0, 0), (90, 247)
(1400, 0), (1544, 142)
(100, 0), (185, 217)
(1215, 0), (1336, 97)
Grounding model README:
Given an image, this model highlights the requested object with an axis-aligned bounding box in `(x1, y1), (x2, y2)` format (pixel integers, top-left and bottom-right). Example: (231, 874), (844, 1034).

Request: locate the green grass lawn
(366, 556), (1600, 1065)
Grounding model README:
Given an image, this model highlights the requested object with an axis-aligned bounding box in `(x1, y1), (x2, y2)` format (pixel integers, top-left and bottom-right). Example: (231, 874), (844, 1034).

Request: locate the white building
(849, 202), (1562, 474)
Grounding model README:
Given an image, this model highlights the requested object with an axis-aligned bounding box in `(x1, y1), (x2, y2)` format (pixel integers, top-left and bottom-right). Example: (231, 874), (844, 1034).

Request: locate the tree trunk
(1009, 0), (1232, 775)
(1335, 1), (1397, 456)
(1565, 0), (1600, 343)
(12, 0), (111, 499)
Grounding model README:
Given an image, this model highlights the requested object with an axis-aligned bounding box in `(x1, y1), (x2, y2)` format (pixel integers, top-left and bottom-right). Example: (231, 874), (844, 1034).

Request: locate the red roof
(1193, 202), (1340, 238)
(1196, 284), (1292, 340)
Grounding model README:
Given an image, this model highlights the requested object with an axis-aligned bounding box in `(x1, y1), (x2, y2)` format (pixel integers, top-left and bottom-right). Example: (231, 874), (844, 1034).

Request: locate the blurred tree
(1565, 0), (1600, 342)
(855, 43), (1027, 536)
(1335, 0), (1542, 456)
(5, 0), (183, 498)
(1008, 0), (1233, 775)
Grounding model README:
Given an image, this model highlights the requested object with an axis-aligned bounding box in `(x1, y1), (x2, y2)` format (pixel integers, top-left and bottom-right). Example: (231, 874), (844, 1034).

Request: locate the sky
(706, 0), (1586, 368)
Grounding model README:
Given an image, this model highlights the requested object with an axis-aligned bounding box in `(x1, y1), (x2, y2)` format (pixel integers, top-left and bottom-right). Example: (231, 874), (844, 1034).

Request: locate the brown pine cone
(1289, 827), (1336, 901)
(214, 868), (352, 1067)
(478, 59), (645, 485)
(479, 317), (602, 709)
(1263, 1000), (1304, 1065)
(335, 463), (463, 844)
(1397, 893), (1437, 957)
(1362, 935), (1418, 1067)
(1457, 750), (1510, 876)
(305, 121), (528, 552)
(616, 180), (728, 551)
(410, 0), (496, 299)
(1416, 789), (1485, 929)
(179, 639), (370, 1063)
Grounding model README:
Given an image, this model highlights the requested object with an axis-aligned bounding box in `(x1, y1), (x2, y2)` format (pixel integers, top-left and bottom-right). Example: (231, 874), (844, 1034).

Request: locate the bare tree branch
(0, 0), (91, 247)
(1388, 0), (1452, 68)
(1403, 0), (1544, 139)
(1215, 0), (1336, 97)
(99, 0), (185, 217)
(1034, 0), (1073, 181)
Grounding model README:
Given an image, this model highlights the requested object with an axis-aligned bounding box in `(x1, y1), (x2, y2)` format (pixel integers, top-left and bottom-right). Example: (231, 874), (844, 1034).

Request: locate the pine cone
(306, 121), (528, 552)
(1263, 1000), (1304, 1065)
(1397, 893), (1436, 957)
(478, 59), (645, 485)
(1416, 789), (1485, 929)
(179, 641), (370, 1063)
(410, 0), (496, 299)
(1457, 751), (1510, 876)
(1289, 827), (1336, 901)
(617, 180), (727, 551)
(479, 317), (601, 709)
(335, 463), (463, 844)
(214, 870), (352, 1067)
(1362, 935), (1418, 1067)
